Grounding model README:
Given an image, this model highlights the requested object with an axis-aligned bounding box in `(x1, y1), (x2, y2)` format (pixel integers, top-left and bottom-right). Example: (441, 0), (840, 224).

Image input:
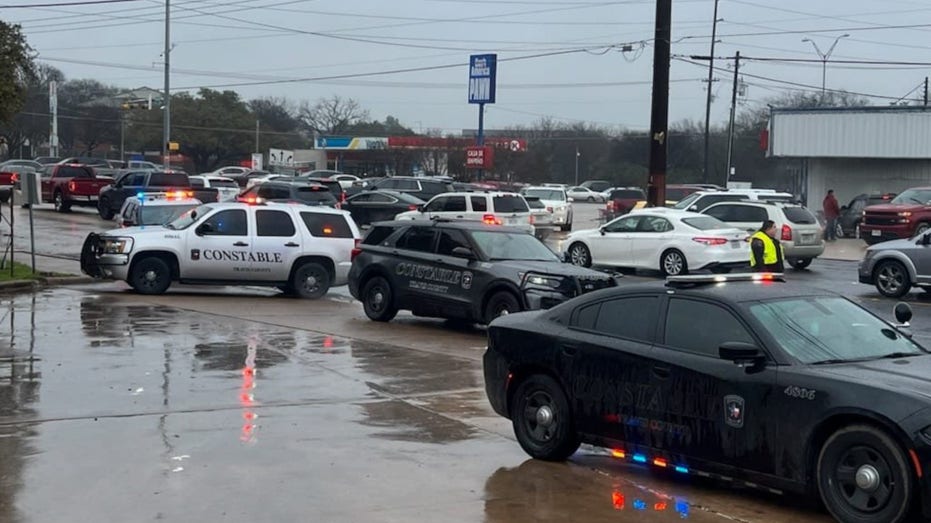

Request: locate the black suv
(837, 192), (896, 238)
(365, 176), (455, 202)
(348, 220), (617, 324)
(98, 170), (218, 220)
(237, 181), (337, 206)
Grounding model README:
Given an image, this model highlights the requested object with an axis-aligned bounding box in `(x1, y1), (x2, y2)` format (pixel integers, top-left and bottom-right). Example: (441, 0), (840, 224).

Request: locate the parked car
(394, 191), (534, 235)
(522, 186), (573, 231)
(563, 210), (748, 275)
(42, 163), (114, 212)
(524, 195), (554, 240)
(347, 220), (616, 324)
(125, 160), (161, 170)
(859, 188), (931, 245)
(57, 157), (120, 177)
(859, 228), (931, 297)
(0, 159), (42, 171)
(116, 192), (202, 228)
(245, 173), (291, 189)
(341, 190), (424, 228)
(189, 175), (241, 202)
(296, 175), (346, 206)
(237, 181), (338, 207)
(98, 170), (218, 220)
(580, 179), (611, 193)
(701, 201), (825, 270)
(604, 187), (647, 220)
(33, 156), (61, 165)
(836, 193), (896, 238)
(665, 184), (707, 204)
(331, 174), (360, 190)
(206, 166), (254, 181)
(0, 171), (16, 203)
(365, 176), (455, 202)
(566, 186), (605, 203)
(673, 189), (795, 213)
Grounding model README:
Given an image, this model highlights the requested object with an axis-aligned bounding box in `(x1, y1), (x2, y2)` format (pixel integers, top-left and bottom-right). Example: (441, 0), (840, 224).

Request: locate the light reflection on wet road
(0, 288), (838, 522)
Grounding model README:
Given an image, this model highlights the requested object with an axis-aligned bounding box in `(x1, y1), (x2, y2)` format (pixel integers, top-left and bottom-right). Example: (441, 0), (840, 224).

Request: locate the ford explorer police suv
(81, 201), (360, 299)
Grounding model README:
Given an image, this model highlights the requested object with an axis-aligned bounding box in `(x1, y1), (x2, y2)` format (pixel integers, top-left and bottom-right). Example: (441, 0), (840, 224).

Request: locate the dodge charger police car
(81, 201), (360, 299)
(484, 273), (931, 523)
(348, 220), (617, 324)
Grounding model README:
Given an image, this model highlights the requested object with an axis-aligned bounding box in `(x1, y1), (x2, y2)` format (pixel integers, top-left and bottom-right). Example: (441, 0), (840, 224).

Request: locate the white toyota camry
(561, 209), (750, 275)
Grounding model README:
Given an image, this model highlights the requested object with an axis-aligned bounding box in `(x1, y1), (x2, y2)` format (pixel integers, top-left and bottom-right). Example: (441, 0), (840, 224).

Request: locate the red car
(861, 187), (931, 244)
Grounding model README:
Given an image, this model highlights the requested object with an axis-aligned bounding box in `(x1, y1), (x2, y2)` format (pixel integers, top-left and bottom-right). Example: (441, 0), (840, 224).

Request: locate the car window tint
(741, 206), (769, 222)
(637, 217), (672, 232)
(189, 178), (204, 188)
(573, 303), (601, 330)
(398, 180), (419, 191)
(704, 205), (735, 221)
(664, 299), (754, 356)
(437, 230), (470, 256)
(395, 227), (436, 252)
(604, 215), (640, 233)
(493, 195), (529, 213)
(443, 196), (467, 212)
(363, 225), (396, 245)
(610, 189), (645, 199)
(256, 210), (296, 237)
(783, 206), (817, 224)
(424, 196), (448, 213)
(591, 297), (658, 342)
(149, 174), (187, 187)
(299, 212), (354, 238)
(295, 187), (338, 205)
(471, 196), (488, 212)
(130, 173), (146, 185)
(368, 193), (394, 203)
(203, 209), (248, 236)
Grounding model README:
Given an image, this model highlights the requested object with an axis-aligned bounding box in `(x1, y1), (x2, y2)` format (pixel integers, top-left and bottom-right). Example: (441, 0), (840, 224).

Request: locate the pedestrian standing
(749, 220), (785, 273)
(823, 189), (840, 241)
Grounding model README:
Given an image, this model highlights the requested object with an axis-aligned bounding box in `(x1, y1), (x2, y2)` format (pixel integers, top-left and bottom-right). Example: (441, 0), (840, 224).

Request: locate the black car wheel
(511, 374), (580, 461)
(291, 262), (330, 299)
(586, 196), (594, 202)
(484, 291), (520, 324)
(917, 223), (931, 236)
(130, 257), (172, 295)
(98, 198), (114, 220)
(789, 258), (813, 270)
(661, 249), (688, 276)
(568, 242), (591, 268)
(874, 260), (911, 298)
(53, 191), (70, 213)
(362, 276), (398, 322)
(817, 425), (914, 523)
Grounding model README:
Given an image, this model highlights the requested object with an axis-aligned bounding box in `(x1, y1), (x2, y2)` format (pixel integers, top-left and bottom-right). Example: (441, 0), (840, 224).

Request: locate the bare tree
(299, 95), (369, 134)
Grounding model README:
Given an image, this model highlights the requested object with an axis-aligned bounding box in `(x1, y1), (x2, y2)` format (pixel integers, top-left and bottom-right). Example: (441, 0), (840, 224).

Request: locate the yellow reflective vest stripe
(749, 231), (780, 267)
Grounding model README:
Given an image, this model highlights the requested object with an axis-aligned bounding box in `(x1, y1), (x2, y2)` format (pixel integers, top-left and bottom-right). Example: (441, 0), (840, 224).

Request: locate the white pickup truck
(81, 201), (360, 299)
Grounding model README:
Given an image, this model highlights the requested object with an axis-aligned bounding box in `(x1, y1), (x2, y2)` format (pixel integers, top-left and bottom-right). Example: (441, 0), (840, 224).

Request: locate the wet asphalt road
(0, 199), (928, 522)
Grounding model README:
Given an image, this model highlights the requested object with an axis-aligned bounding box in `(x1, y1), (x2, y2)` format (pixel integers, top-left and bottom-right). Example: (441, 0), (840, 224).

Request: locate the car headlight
(101, 237), (133, 254)
(526, 275), (564, 289)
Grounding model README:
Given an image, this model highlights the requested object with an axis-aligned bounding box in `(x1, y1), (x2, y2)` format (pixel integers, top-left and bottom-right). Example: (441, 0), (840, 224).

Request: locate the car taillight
(607, 201), (615, 212)
(10, 173), (17, 183)
(350, 239), (362, 262)
(483, 214), (503, 225)
(408, 204), (418, 211)
(781, 224), (792, 241)
(68, 181), (76, 192)
(692, 237), (728, 246)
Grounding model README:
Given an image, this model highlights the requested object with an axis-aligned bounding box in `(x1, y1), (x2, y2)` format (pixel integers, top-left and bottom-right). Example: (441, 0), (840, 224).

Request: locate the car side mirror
(417, 204), (425, 212)
(451, 246), (475, 259)
(894, 302), (913, 326)
(599, 226), (606, 236)
(195, 222), (214, 236)
(719, 342), (765, 367)
(689, 205), (698, 212)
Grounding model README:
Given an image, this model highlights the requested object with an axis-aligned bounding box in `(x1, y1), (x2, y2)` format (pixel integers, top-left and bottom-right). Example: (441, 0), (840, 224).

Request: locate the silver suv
(701, 201), (825, 269)
(859, 232), (931, 297)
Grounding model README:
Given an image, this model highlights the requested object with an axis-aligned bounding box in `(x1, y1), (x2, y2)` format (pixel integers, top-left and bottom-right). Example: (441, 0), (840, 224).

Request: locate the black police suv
(484, 273), (931, 523)
(348, 220), (617, 324)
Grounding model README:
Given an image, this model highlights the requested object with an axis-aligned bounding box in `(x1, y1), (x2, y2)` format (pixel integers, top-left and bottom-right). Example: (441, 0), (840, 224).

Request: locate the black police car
(484, 273), (931, 523)
(348, 220), (617, 324)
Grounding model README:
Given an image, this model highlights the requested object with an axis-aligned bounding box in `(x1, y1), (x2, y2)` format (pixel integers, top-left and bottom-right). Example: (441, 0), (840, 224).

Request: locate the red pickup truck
(0, 171), (16, 203)
(42, 164), (113, 212)
(860, 187), (931, 244)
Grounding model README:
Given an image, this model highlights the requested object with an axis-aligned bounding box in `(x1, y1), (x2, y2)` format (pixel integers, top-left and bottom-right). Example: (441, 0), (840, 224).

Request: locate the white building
(767, 106), (931, 208)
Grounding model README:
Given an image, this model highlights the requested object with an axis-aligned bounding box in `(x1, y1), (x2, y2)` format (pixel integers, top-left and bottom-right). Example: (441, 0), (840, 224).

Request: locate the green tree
(0, 21), (35, 126)
(0, 64), (63, 159)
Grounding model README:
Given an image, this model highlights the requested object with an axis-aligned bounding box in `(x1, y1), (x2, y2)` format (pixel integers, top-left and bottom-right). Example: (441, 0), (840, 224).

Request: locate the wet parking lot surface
(0, 287), (842, 522)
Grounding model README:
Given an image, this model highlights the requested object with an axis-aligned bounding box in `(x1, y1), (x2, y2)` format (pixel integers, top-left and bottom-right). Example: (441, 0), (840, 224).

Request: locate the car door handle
(456, 215), (464, 219)
(652, 365), (671, 379)
(233, 241), (249, 247)
(284, 242), (299, 247)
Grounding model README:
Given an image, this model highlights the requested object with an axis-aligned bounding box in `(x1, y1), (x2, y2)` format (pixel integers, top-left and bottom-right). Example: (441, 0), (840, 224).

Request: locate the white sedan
(567, 186), (606, 203)
(560, 209), (749, 276)
(331, 174), (360, 190)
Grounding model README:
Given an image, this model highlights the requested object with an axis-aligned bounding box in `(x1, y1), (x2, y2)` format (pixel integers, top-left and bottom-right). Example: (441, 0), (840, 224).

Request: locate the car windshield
(749, 297), (927, 364)
(165, 204), (212, 230)
(681, 216), (730, 230)
(470, 230), (560, 262)
(524, 189), (565, 201)
(140, 204), (200, 226)
(673, 192), (702, 209)
(892, 189), (931, 206)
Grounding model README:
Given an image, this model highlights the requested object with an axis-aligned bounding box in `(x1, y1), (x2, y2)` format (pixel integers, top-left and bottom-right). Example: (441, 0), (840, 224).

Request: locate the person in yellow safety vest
(749, 220), (785, 273)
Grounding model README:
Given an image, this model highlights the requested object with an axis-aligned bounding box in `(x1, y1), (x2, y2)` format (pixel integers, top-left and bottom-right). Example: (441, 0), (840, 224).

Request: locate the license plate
(801, 234), (814, 244)
(730, 241), (740, 249)
(872, 230), (881, 237)
(86, 195), (98, 202)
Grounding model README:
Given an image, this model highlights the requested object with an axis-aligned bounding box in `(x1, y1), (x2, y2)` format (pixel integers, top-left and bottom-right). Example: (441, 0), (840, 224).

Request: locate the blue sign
(468, 54), (497, 104)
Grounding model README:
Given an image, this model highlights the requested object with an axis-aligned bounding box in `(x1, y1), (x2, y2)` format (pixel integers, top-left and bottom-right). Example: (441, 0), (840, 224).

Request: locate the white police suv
(81, 201), (360, 299)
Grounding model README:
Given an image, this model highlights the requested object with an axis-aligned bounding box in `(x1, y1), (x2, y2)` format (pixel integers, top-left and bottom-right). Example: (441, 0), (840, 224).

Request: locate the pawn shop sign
(466, 146), (494, 169)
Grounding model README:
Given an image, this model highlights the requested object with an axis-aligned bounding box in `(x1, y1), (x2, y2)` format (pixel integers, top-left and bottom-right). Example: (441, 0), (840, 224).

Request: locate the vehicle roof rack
(665, 273), (785, 288)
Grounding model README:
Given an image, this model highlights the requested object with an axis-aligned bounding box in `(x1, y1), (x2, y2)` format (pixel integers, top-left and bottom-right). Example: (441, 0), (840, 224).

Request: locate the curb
(0, 275), (96, 294)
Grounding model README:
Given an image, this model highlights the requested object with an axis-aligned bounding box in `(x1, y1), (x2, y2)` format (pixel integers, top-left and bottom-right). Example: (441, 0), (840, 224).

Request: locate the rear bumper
(785, 244), (825, 259)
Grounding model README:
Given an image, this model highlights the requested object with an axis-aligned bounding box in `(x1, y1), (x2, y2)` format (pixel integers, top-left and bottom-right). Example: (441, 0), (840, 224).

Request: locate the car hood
(817, 355), (931, 400)
(493, 259), (613, 279)
(868, 237), (918, 252)
(101, 225), (172, 237)
(865, 203), (922, 213)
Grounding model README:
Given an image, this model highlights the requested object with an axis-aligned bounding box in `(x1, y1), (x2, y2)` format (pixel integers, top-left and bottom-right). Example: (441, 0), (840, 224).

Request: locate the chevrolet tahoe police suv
(81, 201), (360, 299)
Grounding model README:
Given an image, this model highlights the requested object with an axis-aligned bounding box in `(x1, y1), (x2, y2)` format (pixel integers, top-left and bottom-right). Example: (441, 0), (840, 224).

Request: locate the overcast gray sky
(7, 0), (931, 134)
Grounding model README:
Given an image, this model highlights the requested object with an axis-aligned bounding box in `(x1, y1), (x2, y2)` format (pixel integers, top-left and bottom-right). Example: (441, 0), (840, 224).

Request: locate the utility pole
(49, 81), (59, 158)
(162, 0), (171, 170)
(255, 120), (260, 153)
(120, 112), (125, 162)
(702, 0), (720, 184)
(646, 0), (671, 207)
(725, 51), (740, 185)
(574, 146), (580, 186)
(924, 77), (928, 107)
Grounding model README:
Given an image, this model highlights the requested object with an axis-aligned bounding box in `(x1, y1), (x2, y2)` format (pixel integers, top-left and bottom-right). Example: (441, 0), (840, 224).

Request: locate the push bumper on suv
(520, 272), (616, 310)
(80, 233), (129, 280)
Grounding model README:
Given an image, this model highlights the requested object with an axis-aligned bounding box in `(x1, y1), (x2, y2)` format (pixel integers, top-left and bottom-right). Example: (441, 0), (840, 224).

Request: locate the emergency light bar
(665, 273), (785, 287)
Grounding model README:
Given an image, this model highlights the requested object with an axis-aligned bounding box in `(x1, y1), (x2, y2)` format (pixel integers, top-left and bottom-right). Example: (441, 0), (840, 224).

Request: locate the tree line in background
(0, 20), (872, 188)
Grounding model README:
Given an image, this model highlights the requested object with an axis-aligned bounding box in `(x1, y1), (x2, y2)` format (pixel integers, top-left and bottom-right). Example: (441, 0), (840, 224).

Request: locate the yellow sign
(168, 142), (180, 151)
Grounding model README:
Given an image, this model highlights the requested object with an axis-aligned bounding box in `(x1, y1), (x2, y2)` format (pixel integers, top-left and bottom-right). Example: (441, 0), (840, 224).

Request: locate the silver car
(859, 232), (931, 297)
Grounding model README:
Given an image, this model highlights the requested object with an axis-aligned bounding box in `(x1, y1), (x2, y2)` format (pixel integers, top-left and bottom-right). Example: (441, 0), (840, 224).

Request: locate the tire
(874, 260), (911, 298)
(98, 198), (114, 220)
(789, 258), (813, 270)
(53, 191), (70, 213)
(361, 276), (398, 322)
(916, 222), (931, 236)
(567, 242), (591, 268)
(0, 193), (8, 204)
(587, 196), (594, 202)
(560, 222), (572, 232)
(511, 374), (580, 461)
(291, 262), (330, 299)
(484, 291), (520, 325)
(817, 424), (914, 523)
(660, 249), (688, 276)
(129, 257), (172, 295)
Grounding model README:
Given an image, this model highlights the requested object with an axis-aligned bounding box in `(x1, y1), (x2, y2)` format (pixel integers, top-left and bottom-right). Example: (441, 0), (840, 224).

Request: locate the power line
(0, 0), (140, 8)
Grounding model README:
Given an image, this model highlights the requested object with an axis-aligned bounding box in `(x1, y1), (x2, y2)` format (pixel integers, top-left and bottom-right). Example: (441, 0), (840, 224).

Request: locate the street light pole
(574, 146), (580, 186)
(162, 0), (171, 170)
(802, 34), (849, 97)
